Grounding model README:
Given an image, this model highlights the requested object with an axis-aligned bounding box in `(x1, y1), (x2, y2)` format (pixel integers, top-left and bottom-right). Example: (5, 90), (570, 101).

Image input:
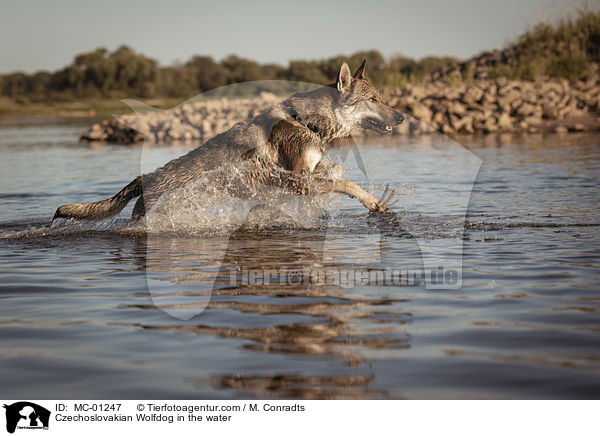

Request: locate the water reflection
(201, 373), (391, 399)
(127, 210), (422, 370)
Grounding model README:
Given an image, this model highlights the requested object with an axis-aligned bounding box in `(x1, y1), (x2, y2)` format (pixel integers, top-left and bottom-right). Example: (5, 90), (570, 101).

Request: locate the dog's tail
(53, 176), (143, 221)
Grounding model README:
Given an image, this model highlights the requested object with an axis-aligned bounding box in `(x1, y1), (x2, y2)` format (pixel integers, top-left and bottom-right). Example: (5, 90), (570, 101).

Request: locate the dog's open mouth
(362, 118), (394, 135)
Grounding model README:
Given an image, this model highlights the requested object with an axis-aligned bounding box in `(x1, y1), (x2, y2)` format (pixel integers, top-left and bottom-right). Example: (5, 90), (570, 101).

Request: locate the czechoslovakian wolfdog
(53, 60), (405, 222)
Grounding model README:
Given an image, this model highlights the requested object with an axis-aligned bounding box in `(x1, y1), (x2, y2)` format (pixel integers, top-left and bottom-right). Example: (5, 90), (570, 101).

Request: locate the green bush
(491, 9), (600, 81)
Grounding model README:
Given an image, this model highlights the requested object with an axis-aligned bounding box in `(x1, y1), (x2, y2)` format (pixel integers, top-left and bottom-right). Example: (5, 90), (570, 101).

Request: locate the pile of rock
(80, 92), (282, 144)
(384, 73), (600, 135)
(80, 75), (600, 144)
(80, 119), (146, 143)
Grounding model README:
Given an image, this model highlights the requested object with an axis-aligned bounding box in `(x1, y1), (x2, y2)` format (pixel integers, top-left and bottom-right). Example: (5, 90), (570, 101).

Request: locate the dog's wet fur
(53, 60), (405, 222)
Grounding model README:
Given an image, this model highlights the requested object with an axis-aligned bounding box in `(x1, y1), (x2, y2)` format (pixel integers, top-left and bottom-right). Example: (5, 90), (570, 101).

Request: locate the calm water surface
(0, 118), (599, 399)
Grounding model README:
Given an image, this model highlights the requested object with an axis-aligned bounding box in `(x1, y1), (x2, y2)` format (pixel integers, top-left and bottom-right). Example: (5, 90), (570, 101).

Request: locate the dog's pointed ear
(353, 59), (367, 79)
(337, 62), (353, 93)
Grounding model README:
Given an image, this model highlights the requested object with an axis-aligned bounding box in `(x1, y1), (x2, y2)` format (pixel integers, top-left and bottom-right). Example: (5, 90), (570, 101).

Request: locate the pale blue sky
(0, 0), (581, 73)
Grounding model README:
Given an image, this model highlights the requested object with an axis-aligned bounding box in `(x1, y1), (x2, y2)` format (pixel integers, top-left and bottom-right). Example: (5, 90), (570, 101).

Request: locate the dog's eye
(369, 97), (377, 102)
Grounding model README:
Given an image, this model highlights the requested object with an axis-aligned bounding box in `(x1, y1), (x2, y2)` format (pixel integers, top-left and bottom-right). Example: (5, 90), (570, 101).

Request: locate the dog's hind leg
(132, 196), (146, 221)
(131, 192), (163, 221)
(53, 176), (142, 221)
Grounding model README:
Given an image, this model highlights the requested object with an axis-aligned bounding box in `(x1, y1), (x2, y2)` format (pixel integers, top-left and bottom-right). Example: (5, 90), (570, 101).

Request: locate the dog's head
(334, 60), (405, 135)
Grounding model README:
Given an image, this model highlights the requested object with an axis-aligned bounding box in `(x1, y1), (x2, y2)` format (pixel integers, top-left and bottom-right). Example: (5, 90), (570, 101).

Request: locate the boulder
(200, 120), (213, 136)
(411, 103), (433, 123)
(496, 112), (513, 131)
(482, 117), (498, 133)
(480, 91), (496, 107)
(448, 101), (467, 116)
(516, 102), (537, 118)
(522, 115), (543, 126)
(84, 123), (104, 140)
(495, 77), (509, 88)
(563, 109), (586, 119)
(432, 111), (445, 126)
(441, 123), (455, 136)
(570, 123), (587, 132)
(454, 115), (474, 133)
(542, 102), (558, 119)
(554, 125), (568, 134)
(462, 86), (484, 104)
(497, 90), (521, 112)
(443, 86), (464, 100)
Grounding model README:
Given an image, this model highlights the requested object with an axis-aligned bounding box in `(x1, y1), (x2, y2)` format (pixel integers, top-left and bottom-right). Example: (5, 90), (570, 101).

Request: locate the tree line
(2, 9), (598, 102)
(0, 47), (458, 101)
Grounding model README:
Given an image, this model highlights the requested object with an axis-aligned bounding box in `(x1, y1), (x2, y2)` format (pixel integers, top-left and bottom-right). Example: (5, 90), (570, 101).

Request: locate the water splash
(1, 161), (348, 239)
(142, 161), (341, 235)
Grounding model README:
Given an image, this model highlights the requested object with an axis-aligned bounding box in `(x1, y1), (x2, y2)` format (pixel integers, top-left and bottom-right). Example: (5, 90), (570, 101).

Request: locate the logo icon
(3, 402), (50, 434)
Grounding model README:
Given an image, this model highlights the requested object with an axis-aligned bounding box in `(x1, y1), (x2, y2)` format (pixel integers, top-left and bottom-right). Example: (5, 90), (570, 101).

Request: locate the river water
(0, 118), (598, 399)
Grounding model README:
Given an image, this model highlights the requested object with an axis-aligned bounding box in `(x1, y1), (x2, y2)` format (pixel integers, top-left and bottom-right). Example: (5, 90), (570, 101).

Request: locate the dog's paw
(370, 199), (388, 213)
(369, 184), (398, 214)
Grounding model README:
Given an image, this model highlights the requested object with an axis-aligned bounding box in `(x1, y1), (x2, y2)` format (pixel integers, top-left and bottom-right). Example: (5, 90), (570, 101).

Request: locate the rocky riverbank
(80, 74), (600, 144)
(80, 92), (282, 144)
(384, 72), (599, 135)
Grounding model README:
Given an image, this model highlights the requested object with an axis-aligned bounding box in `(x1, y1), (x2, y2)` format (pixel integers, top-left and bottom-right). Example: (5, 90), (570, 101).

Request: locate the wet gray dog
(53, 60), (405, 222)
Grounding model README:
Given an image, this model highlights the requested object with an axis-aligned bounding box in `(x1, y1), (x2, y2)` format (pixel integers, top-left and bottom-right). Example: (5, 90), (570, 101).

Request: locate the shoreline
(0, 97), (182, 119)
(2, 75), (599, 141)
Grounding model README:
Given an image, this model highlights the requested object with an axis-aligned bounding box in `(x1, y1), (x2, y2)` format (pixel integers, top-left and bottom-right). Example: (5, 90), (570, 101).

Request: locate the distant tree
(287, 60), (328, 84)
(109, 45), (159, 97)
(1, 73), (28, 97)
(30, 72), (52, 99)
(74, 48), (115, 91)
(348, 50), (387, 83)
(260, 63), (286, 80)
(158, 66), (196, 97)
(221, 55), (263, 83)
(185, 56), (227, 91)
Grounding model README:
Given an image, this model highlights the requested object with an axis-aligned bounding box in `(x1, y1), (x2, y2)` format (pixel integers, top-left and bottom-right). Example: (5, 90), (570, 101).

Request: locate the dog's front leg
(321, 179), (390, 213)
(313, 160), (343, 180)
(260, 163), (392, 213)
(293, 175), (391, 213)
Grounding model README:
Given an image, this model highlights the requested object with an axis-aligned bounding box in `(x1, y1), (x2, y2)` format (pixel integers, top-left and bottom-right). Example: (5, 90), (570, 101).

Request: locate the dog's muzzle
(395, 110), (406, 125)
(362, 109), (406, 135)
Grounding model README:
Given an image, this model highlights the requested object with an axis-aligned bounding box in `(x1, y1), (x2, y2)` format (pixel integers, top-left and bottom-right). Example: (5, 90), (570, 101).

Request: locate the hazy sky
(0, 0), (582, 73)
